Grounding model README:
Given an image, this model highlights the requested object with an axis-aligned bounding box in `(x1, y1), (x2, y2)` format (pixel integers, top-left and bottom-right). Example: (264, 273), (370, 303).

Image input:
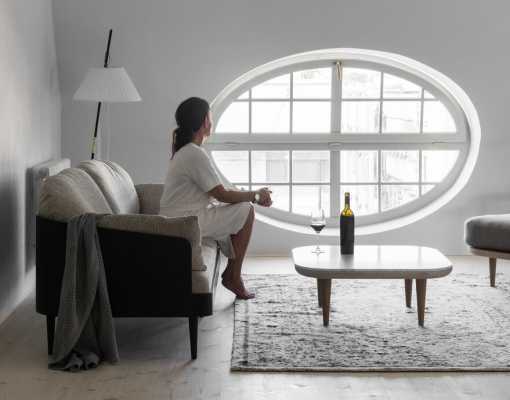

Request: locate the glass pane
(292, 101), (331, 133)
(381, 150), (419, 182)
(211, 151), (249, 183)
(382, 101), (421, 133)
(292, 151), (330, 183)
(251, 74), (290, 99)
(251, 151), (289, 183)
(292, 186), (330, 217)
(251, 102), (290, 133)
(383, 74), (421, 98)
(342, 68), (381, 99)
(421, 150), (459, 182)
(235, 184), (250, 191)
(340, 150), (378, 183)
(293, 68), (332, 99)
(253, 185), (289, 212)
(423, 101), (456, 133)
(341, 101), (380, 133)
(381, 185), (419, 211)
(237, 91), (249, 100)
(424, 90), (435, 99)
(215, 102), (249, 133)
(340, 185), (378, 216)
(422, 184), (435, 194)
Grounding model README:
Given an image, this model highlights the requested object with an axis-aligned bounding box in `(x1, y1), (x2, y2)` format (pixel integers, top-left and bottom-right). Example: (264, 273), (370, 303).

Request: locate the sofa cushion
(135, 183), (163, 215)
(465, 214), (510, 253)
(192, 243), (219, 293)
(78, 160), (139, 214)
(39, 168), (113, 221)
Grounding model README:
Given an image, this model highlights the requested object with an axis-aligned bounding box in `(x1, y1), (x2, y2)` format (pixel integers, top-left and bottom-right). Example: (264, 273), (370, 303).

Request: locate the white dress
(159, 143), (252, 258)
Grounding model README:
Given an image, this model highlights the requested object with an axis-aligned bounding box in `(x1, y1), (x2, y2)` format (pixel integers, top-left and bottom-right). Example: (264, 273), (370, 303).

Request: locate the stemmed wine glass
(310, 209), (326, 254)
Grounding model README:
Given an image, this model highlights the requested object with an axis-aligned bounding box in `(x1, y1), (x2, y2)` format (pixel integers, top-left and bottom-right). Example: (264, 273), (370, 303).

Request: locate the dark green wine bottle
(340, 192), (355, 254)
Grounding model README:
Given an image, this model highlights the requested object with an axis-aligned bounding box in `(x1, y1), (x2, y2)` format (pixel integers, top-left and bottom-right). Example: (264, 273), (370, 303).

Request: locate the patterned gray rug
(231, 272), (510, 371)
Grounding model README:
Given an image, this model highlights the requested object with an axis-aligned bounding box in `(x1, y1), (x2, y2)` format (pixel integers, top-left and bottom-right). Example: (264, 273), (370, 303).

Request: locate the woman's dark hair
(172, 97), (210, 156)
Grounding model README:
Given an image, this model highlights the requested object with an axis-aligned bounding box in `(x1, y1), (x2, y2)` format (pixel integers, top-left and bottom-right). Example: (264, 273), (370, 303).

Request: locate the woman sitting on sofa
(160, 97), (272, 300)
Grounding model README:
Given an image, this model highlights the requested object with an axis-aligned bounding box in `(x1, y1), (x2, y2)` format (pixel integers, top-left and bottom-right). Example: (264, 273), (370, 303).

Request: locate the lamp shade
(73, 67), (141, 102)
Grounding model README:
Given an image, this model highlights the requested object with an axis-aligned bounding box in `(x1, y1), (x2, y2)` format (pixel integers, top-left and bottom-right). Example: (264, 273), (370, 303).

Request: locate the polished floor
(0, 256), (509, 399)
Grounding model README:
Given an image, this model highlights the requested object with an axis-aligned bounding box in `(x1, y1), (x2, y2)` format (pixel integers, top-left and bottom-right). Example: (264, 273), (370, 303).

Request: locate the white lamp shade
(73, 67), (141, 102)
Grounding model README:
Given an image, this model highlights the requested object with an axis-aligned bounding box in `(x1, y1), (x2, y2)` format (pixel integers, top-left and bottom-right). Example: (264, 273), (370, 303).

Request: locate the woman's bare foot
(222, 279), (255, 300)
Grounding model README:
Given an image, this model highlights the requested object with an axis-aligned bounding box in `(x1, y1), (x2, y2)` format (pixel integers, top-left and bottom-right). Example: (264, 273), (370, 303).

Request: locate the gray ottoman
(465, 214), (510, 287)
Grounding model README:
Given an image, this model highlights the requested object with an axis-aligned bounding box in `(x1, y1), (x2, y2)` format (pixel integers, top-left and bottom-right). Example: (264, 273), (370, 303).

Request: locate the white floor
(1, 256), (510, 399)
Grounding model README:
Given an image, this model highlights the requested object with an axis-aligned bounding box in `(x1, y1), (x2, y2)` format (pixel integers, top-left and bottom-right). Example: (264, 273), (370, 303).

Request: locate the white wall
(53, 0), (510, 255)
(0, 0), (61, 324)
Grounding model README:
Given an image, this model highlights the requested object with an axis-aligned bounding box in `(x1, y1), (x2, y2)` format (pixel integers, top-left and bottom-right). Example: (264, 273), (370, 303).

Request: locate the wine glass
(310, 209), (326, 254)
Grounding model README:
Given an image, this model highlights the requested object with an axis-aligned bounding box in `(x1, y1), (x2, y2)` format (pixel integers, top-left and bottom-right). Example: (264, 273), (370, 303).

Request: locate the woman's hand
(256, 187), (272, 207)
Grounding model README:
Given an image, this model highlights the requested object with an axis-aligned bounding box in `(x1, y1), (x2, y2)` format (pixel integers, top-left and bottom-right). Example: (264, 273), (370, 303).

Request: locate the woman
(160, 97), (272, 300)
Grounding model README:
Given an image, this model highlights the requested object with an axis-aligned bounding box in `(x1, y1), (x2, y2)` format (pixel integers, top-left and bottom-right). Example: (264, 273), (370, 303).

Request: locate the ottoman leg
(489, 258), (497, 287)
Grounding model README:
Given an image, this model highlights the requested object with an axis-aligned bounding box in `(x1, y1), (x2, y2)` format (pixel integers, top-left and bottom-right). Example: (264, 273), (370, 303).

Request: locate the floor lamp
(73, 29), (141, 160)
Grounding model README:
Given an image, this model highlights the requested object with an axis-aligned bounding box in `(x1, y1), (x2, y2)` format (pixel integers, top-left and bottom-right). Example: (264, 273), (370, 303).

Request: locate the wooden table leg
(416, 279), (427, 327)
(489, 257), (497, 287)
(319, 279), (332, 326)
(317, 279), (323, 308)
(405, 279), (412, 308)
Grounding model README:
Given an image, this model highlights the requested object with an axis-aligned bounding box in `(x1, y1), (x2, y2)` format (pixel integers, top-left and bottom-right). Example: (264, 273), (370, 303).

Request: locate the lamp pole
(91, 29), (113, 159)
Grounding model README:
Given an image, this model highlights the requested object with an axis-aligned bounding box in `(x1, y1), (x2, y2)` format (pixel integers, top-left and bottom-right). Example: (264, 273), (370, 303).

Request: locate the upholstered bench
(465, 214), (510, 287)
(36, 160), (225, 359)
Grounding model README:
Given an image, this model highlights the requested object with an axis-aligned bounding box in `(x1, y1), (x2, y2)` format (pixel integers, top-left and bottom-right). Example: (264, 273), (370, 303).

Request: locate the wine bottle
(340, 192), (355, 254)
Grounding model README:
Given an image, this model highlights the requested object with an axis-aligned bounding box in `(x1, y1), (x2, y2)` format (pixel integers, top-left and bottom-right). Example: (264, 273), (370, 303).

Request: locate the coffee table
(292, 245), (452, 327)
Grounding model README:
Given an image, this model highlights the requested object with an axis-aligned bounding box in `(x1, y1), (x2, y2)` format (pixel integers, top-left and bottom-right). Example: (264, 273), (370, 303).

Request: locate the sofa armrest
(135, 183), (163, 215)
(97, 213), (206, 271)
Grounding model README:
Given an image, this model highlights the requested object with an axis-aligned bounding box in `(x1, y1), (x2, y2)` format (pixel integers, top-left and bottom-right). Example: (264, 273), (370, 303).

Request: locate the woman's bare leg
(222, 205), (255, 299)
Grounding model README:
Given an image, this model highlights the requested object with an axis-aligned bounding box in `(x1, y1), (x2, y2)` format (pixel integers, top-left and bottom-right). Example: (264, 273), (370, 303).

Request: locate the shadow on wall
(25, 167), (36, 275)
(0, 179), (21, 310)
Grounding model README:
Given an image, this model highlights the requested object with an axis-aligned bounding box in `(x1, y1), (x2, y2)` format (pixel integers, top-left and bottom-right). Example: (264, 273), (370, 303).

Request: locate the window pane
(342, 68), (381, 99)
(381, 185), (419, 211)
(340, 185), (378, 216)
(421, 150), (459, 182)
(292, 151), (330, 183)
(421, 184), (435, 194)
(253, 185), (289, 212)
(211, 151), (249, 183)
(252, 102), (290, 133)
(292, 101), (331, 133)
(293, 68), (331, 99)
(340, 150), (378, 183)
(235, 184), (250, 191)
(423, 101), (456, 133)
(382, 101), (421, 133)
(251, 74), (290, 99)
(381, 150), (419, 182)
(251, 151), (289, 183)
(424, 90), (435, 99)
(341, 101), (380, 133)
(237, 91), (249, 100)
(215, 102), (249, 133)
(383, 74), (421, 98)
(292, 186), (330, 216)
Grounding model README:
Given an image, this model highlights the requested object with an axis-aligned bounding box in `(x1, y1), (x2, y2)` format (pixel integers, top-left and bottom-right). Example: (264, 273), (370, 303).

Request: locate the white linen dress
(159, 143), (252, 258)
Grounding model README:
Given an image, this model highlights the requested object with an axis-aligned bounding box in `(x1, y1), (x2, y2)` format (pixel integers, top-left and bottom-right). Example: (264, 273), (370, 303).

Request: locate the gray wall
(53, 0), (510, 255)
(0, 0), (61, 323)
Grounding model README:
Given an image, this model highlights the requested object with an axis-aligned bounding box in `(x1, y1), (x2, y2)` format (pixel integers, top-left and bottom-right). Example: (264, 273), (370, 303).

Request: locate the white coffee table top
(292, 245), (452, 280)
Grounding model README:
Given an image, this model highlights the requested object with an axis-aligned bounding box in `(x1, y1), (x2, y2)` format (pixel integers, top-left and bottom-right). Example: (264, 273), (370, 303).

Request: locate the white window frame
(207, 49), (480, 236)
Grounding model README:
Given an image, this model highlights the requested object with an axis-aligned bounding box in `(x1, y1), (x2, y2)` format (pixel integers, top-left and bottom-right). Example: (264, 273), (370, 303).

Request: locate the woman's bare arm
(208, 185), (272, 206)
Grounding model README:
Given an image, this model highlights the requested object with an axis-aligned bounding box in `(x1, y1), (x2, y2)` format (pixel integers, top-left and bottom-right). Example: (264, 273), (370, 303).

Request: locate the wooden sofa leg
(47, 316), (55, 355)
(490, 258), (497, 287)
(189, 316), (198, 360)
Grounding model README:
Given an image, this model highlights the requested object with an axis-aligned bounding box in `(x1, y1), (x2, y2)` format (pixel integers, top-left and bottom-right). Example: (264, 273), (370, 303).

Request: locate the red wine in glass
(310, 209), (326, 254)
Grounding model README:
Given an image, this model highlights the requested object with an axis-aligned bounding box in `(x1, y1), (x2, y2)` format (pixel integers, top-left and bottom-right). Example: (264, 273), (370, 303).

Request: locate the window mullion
(330, 150), (340, 221)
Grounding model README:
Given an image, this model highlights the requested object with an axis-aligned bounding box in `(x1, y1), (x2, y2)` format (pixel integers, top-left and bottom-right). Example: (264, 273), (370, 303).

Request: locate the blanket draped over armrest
(49, 213), (119, 372)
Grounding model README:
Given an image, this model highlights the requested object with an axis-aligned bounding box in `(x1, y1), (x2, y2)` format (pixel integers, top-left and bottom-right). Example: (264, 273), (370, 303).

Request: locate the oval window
(207, 49), (480, 235)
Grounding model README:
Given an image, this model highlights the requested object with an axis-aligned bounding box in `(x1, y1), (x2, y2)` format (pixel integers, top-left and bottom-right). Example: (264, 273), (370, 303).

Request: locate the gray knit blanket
(49, 213), (119, 372)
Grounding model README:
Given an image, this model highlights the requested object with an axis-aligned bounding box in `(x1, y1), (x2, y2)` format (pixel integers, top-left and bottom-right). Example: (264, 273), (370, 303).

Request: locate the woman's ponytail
(171, 97), (210, 157)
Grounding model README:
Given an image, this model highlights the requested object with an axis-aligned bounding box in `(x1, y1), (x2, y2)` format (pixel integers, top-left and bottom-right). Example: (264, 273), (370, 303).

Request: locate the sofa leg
(47, 316), (55, 355)
(490, 258), (497, 287)
(188, 316), (198, 360)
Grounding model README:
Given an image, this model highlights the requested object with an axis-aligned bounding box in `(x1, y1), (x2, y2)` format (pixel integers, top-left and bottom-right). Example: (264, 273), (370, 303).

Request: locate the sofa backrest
(39, 168), (113, 221)
(78, 160), (139, 214)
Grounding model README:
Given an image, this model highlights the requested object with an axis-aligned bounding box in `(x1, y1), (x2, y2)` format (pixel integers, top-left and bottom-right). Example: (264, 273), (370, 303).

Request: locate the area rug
(231, 272), (510, 371)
